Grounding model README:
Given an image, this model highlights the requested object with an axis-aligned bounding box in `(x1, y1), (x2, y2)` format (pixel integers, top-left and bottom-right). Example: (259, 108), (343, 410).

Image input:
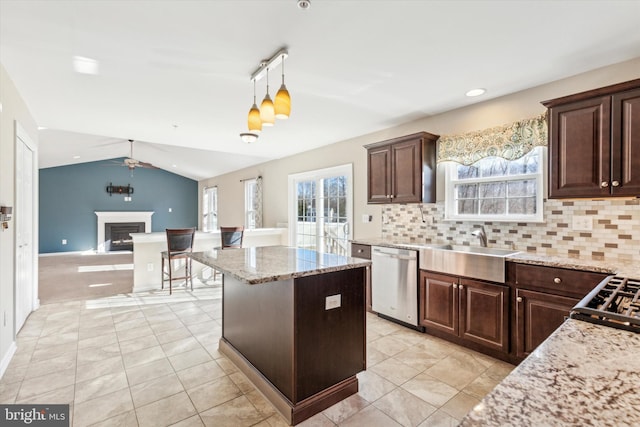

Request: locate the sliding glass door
(288, 164), (352, 255)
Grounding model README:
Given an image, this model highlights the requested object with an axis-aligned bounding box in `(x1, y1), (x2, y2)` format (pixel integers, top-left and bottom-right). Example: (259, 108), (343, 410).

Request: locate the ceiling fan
(117, 139), (159, 175)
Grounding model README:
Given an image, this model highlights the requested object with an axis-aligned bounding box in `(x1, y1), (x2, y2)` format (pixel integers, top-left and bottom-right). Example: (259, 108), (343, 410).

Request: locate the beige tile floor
(0, 282), (514, 427)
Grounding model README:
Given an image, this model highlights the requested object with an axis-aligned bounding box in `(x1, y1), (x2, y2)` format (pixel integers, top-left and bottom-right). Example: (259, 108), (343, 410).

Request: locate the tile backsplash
(382, 199), (640, 261)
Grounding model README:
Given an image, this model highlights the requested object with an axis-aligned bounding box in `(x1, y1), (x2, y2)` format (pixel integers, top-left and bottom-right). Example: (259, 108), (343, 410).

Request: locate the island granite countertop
(190, 246), (371, 285)
(459, 318), (640, 427)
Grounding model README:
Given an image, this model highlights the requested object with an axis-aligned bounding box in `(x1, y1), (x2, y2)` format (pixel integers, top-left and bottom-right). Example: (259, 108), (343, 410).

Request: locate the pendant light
(274, 54), (291, 119)
(260, 68), (275, 126)
(247, 80), (262, 134)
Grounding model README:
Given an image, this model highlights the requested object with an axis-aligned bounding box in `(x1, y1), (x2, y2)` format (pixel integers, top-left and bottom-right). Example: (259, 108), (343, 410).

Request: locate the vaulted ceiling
(2, 0), (639, 180)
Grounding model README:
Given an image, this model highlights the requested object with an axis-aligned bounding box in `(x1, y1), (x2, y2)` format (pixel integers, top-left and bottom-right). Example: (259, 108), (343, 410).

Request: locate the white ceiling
(2, 0), (640, 181)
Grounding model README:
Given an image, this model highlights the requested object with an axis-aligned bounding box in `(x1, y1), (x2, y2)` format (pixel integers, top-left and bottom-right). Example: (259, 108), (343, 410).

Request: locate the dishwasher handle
(372, 248), (417, 261)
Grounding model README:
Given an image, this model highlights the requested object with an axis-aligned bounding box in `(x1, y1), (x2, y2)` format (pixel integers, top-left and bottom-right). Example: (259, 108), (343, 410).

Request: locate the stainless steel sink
(418, 245), (519, 283)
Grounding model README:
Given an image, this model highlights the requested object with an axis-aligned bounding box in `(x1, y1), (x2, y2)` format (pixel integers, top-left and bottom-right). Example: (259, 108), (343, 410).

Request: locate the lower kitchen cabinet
(514, 288), (578, 359)
(419, 271), (509, 355)
(509, 261), (608, 362)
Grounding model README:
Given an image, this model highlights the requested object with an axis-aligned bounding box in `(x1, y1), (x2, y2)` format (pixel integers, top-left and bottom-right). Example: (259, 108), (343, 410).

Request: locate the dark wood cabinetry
(350, 243), (372, 312)
(419, 271), (508, 354)
(365, 132), (439, 204)
(508, 262), (608, 361)
(543, 79), (640, 198)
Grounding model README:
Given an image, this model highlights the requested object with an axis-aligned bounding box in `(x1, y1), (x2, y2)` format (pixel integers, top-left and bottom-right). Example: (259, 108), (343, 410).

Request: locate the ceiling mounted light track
(239, 47), (291, 143)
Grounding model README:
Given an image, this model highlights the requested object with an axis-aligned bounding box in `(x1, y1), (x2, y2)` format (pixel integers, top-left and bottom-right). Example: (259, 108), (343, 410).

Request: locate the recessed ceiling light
(465, 88), (486, 97)
(73, 155), (81, 159)
(73, 56), (99, 75)
(172, 164), (177, 168)
(37, 126), (47, 130)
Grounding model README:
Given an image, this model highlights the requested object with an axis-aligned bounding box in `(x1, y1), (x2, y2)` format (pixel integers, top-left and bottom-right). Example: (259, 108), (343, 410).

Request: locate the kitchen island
(459, 318), (640, 426)
(190, 246), (371, 425)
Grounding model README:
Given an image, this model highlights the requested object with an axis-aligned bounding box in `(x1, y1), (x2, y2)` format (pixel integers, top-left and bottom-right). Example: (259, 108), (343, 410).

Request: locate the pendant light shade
(275, 54), (291, 119)
(247, 80), (262, 133)
(260, 69), (275, 126)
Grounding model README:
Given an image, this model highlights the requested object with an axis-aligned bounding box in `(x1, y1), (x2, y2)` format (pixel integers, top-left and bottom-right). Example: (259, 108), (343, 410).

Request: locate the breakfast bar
(190, 246), (371, 425)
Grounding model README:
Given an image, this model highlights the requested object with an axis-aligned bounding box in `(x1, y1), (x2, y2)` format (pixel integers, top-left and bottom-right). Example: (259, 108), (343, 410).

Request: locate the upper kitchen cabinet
(365, 132), (439, 204)
(543, 79), (640, 198)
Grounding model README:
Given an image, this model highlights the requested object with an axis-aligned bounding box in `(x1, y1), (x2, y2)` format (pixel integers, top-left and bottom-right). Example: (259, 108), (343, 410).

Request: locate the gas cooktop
(571, 276), (640, 333)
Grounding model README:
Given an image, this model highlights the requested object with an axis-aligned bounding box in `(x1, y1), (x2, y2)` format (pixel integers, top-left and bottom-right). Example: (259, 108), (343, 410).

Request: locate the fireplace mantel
(96, 211), (153, 252)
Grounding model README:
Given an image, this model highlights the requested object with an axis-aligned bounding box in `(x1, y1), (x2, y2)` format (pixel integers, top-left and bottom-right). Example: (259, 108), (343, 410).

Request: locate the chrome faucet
(471, 226), (488, 247)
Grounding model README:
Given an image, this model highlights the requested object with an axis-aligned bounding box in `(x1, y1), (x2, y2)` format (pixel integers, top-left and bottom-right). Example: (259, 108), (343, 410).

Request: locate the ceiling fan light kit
(240, 47), (290, 143)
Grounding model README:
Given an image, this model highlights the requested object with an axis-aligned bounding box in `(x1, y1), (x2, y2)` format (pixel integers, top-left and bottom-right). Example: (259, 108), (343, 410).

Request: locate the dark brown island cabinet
(543, 78), (640, 198)
(419, 271), (509, 359)
(365, 132), (439, 204)
(190, 247), (369, 425)
(507, 262), (607, 361)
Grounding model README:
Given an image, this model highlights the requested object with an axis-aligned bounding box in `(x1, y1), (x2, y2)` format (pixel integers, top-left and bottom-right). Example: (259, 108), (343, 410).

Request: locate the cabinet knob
(612, 181), (620, 187)
(452, 283), (458, 289)
(601, 181), (609, 188)
(516, 297), (523, 303)
(553, 277), (562, 284)
(357, 249), (363, 253)
(459, 284), (464, 291)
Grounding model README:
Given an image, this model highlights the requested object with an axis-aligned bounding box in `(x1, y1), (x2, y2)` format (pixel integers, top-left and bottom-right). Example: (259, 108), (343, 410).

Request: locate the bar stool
(214, 226), (244, 281)
(161, 228), (196, 294)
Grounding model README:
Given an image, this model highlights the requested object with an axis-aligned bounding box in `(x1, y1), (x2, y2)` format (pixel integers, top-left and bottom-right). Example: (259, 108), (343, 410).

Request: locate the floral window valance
(437, 112), (548, 165)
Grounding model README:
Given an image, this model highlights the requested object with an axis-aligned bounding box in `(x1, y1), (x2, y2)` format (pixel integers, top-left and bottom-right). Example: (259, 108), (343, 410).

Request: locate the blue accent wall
(39, 158), (198, 253)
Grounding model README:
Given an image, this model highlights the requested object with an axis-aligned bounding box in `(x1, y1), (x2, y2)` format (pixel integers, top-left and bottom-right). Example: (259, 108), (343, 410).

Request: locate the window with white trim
(444, 147), (545, 222)
(244, 179), (258, 229)
(202, 186), (218, 231)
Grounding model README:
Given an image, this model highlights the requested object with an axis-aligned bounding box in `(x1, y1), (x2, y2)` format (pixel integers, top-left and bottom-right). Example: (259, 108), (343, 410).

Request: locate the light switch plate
(325, 294), (341, 310)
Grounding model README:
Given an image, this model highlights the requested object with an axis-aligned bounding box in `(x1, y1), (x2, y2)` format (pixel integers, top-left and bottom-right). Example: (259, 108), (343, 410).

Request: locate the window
(444, 147), (545, 222)
(244, 179), (258, 229)
(202, 186), (218, 231)
(288, 164), (353, 255)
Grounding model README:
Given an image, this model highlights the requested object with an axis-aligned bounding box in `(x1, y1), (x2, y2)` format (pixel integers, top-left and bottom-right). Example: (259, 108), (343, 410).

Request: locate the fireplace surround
(95, 211), (153, 252)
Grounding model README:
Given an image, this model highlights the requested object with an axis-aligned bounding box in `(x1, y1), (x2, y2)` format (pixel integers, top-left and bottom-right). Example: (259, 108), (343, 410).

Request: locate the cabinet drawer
(515, 263), (608, 298)
(351, 243), (371, 259)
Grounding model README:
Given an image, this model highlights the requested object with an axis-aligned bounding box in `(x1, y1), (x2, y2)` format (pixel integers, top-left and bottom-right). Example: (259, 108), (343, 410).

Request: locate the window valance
(437, 112), (547, 165)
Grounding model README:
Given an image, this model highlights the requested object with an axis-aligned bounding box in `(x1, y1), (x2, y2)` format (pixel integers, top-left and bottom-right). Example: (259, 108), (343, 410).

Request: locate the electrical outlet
(147, 263), (154, 272)
(325, 294), (341, 310)
(62, 239), (67, 245)
(572, 216), (593, 231)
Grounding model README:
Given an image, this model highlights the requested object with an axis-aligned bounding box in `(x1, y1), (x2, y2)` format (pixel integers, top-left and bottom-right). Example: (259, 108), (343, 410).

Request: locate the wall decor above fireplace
(106, 182), (134, 196)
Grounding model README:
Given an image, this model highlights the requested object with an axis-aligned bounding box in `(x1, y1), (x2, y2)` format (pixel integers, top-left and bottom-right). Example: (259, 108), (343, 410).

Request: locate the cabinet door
(611, 87), (640, 196)
(391, 138), (422, 203)
(419, 271), (458, 336)
(367, 145), (392, 203)
(515, 288), (578, 359)
(459, 279), (509, 353)
(548, 96), (611, 198)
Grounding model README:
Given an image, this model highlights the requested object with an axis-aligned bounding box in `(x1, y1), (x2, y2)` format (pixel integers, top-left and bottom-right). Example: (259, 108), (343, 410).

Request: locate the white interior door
(15, 127), (36, 332)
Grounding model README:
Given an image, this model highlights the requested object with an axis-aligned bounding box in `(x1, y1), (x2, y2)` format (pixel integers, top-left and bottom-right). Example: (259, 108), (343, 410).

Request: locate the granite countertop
(190, 246), (371, 284)
(351, 237), (640, 278)
(459, 319), (640, 427)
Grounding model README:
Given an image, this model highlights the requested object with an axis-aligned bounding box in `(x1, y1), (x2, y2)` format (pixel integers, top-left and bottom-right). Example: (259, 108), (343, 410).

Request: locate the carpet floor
(38, 252), (135, 304)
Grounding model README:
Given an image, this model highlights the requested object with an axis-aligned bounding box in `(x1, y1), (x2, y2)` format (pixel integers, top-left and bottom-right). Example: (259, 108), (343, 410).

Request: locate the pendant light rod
(250, 47), (288, 82)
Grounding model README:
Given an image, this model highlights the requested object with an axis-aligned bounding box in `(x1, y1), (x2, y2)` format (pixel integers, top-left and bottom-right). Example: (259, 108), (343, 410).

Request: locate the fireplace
(95, 211), (153, 252)
(105, 222), (145, 251)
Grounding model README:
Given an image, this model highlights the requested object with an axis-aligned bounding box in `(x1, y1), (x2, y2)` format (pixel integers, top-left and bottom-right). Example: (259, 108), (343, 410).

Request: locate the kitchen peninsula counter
(459, 318), (640, 426)
(190, 246), (370, 425)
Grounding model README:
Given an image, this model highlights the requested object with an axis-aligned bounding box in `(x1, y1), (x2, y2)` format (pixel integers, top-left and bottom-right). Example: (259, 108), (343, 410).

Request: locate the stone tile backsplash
(382, 199), (640, 261)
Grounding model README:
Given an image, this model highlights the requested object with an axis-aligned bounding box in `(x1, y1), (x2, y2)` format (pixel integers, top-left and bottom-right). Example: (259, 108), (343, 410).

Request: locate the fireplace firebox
(105, 222), (145, 251)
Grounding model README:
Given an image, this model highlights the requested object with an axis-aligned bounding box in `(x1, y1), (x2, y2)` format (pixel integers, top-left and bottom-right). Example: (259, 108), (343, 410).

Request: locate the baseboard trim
(0, 341), (17, 380)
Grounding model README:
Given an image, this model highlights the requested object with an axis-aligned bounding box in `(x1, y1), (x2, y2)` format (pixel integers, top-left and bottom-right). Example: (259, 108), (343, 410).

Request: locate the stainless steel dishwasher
(371, 246), (419, 327)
